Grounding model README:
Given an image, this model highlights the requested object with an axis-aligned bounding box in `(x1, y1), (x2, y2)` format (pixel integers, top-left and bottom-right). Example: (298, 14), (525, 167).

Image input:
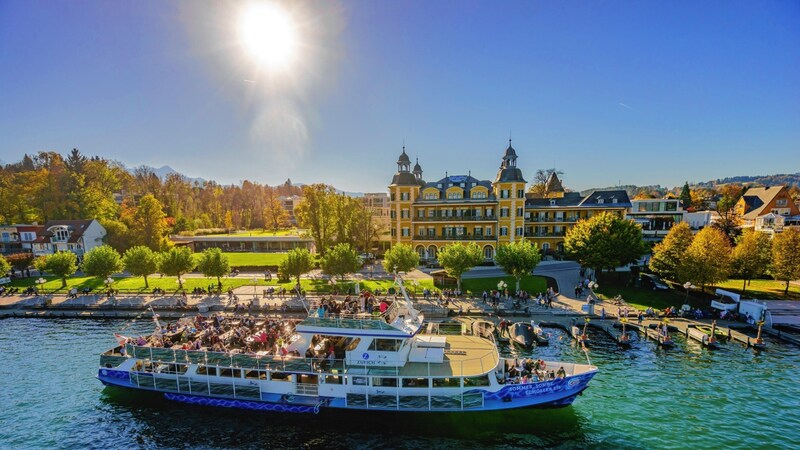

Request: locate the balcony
(526, 216), (580, 223)
(416, 215), (496, 222)
(524, 231), (566, 238)
(415, 235), (497, 241)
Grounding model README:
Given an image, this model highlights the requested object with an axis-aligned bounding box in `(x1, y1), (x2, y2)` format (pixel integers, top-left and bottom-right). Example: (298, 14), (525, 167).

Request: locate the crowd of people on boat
(129, 314), (300, 356)
(501, 358), (567, 385)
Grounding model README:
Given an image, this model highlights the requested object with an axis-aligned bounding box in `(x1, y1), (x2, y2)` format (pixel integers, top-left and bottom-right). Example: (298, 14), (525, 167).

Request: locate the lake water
(0, 318), (797, 449)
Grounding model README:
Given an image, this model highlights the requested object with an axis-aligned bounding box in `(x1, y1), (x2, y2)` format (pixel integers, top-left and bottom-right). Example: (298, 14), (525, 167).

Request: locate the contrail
(244, 79), (256, 83)
(618, 102), (633, 110)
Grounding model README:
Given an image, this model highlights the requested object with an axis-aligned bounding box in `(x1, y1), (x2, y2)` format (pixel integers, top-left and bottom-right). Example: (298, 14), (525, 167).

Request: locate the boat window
(401, 378), (430, 388)
(244, 370), (266, 380)
(159, 363), (188, 375)
(432, 378), (461, 387)
(351, 376), (368, 386)
(196, 365), (217, 376)
(463, 375), (490, 387)
(219, 368), (240, 378)
(369, 339), (402, 352)
(372, 377), (398, 387)
(345, 338), (361, 351)
(270, 372), (292, 382)
(324, 375), (343, 385)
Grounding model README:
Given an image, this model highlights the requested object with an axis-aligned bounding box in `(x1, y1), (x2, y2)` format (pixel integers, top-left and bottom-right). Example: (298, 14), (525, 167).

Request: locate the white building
(31, 220), (106, 258)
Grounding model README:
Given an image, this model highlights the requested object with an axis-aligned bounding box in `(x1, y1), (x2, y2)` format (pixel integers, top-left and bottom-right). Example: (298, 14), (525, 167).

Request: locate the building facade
(735, 185), (800, 233)
(626, 198), (684, 242)
(31, 220), (106, 258)
(361, 192), (391, 245)
(388, 143), (632, 260)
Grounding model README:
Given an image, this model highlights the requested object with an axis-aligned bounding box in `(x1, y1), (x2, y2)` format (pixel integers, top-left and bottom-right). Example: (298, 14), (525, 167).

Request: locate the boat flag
(114, 333), (129, 346)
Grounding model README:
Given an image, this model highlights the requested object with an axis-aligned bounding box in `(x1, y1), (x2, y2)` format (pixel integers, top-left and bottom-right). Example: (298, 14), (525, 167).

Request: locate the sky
(1, 0), (798, 193)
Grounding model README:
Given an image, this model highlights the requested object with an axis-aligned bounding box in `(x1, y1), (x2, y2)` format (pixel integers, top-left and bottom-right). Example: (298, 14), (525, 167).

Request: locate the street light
(589, 281), (599, 290)
(252, 277), (258, 300)
(683, 282), (697, 307)
(36, 277), (46, 295)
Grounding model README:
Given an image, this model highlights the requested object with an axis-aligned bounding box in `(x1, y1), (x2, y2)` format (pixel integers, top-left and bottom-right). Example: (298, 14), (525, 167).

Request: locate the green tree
(437, 242), (483, 291)
(771, 228), (800, 296)
(382, 243), (420, 274)
(731, 229), (772, 295)
(82, 245), (123, 280)
(0, 255), (10, 277)
(495, 240), (541, 291)
(34, 251), (78, 288)
(564, 212), (648, 275)
(279, 248), (313, 285)
(99, 218), (131, 253)
(679, 227), (732, 292)
(679, 182), (692, 208)
(197, 248), (230, 288)
(321, 243), (361, 281)
(158, 247), (195, 289)
(650, 222), (694, 281)
(122, 246), (159, 289)
(295, 184), (337, 255)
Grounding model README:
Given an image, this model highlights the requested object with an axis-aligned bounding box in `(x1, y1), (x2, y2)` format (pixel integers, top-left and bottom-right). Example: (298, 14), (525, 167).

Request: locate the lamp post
(252, 277), (258, 300)
(683, 282), (696, 307)
(36, 277), (46, 296)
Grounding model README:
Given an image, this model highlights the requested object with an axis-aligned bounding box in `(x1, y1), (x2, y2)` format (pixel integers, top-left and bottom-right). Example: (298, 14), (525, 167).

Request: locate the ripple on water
(0, 319), (798, 449)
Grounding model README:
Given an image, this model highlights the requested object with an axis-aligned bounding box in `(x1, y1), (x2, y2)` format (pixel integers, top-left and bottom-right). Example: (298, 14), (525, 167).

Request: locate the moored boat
(509, 322), (535, 349)
(98, 274), (598, 413)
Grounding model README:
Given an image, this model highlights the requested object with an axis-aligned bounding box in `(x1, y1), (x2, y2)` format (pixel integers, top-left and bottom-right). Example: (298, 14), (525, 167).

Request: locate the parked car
(640, 273), (670, 291)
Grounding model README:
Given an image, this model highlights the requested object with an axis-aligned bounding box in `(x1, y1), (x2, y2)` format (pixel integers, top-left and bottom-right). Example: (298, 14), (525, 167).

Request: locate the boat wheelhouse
(98, 275), (598, 413)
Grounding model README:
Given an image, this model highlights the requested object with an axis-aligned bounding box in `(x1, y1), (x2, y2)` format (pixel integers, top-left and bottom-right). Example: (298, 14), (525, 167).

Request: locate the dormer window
(437, 183), (443, 188)
(612, 198), (618, 204)
(550, 199), (556, 206)
(597, 198), (604, 204)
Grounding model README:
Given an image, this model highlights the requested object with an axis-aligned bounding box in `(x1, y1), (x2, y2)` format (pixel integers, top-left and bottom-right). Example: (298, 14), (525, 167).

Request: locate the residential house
(31, 220), (107, 258)
(734, 185), (800, 233)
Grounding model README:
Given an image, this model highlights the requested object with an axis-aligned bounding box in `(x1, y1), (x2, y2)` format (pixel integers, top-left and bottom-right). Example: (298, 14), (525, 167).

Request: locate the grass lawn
(594, 273), (689, 311)
(8, 274), (436, 296)
(191, 252), (288, 268)
(712, 279), (800, 300)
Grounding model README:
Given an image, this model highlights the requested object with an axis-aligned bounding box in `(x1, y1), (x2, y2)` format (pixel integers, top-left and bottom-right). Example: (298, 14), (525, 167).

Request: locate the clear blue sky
(1, 0), (798, 193)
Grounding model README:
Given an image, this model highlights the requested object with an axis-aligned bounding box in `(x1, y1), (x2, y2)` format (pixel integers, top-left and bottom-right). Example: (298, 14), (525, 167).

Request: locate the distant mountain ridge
(129, 165), (206, 185)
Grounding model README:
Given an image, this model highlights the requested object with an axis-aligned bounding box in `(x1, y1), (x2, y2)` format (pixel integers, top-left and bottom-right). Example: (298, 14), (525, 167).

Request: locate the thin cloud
(618, 102), (633, 110)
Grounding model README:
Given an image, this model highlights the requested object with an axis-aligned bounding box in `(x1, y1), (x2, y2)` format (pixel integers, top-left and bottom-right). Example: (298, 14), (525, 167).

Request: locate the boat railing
(124, 343), (498, 378)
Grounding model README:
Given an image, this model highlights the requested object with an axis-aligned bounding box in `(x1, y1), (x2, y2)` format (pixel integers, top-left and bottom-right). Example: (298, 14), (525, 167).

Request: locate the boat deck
(397, 335), (498, 378)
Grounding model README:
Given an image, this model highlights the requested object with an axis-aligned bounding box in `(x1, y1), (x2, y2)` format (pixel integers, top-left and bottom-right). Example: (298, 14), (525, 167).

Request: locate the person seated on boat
(548, 370), (556, 380)
(556, 367), (567, 379)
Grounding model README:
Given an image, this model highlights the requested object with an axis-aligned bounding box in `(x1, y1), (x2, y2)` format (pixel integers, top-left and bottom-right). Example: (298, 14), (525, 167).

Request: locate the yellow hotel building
(388, 142), (630, 260)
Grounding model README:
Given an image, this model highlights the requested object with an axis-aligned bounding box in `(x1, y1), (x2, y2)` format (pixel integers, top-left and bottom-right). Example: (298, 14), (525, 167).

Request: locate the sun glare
(239, 3), (297, 71)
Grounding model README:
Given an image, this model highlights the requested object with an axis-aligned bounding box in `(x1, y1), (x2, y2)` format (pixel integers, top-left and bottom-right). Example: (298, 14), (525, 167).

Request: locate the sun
(238, 3), (297, 71)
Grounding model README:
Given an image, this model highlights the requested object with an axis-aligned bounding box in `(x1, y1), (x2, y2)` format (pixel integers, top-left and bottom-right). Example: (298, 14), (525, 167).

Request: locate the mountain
(130, 165), (206, 185)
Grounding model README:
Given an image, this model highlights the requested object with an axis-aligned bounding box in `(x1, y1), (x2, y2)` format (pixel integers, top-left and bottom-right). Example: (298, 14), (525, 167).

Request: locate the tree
(82, 245), (123, 280)
(382, 243), (420, 274)
(495, 240), (541, 291)
(263, 195), (290, 233)
(771, 228), (800, 296)
(321, 243), (361, 281)
(124, 194), (171, 251)
(0, 255), (10, 277)
(437, 242), (483, 291)
(123, 246), (159, 289)
(650, 222), (694, 281)
(34, 251), (78, 288)
(99, 218), (131, 253)
(5, 253), (34, 274)
(158, 247), (195, 289)
(731, 229), (772, 295)
(679, 182), (692, 208)
(279, 248), (313, 285)
(714, 184), (744, 242)
(197, 248), (230, 287)
(564, 212), (648, 275)
(295, 184), (337, 255)
(678, 227), (732, 292)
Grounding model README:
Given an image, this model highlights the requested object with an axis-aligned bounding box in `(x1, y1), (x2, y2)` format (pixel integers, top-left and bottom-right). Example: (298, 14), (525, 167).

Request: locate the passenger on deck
(556, 367), (566, 379)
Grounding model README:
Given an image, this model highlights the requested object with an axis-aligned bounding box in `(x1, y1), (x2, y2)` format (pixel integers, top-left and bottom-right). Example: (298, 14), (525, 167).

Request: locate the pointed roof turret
(412, 157), (423, 180)
(397, 147), (411, 165)
(495, 139), (526, 183)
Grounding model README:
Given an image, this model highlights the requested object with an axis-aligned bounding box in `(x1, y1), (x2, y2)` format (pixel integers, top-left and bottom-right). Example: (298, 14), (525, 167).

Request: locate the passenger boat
(97, 275), (598, 413)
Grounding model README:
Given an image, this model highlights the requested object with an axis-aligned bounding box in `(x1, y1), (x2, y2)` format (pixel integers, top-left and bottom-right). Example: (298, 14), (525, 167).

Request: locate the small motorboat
(530, 321), (549, 346)
(471, 320), (497, 340)
(696, 321), (729, 341)
(510, 322), (535, 349)
(687, 327), (720, 349)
